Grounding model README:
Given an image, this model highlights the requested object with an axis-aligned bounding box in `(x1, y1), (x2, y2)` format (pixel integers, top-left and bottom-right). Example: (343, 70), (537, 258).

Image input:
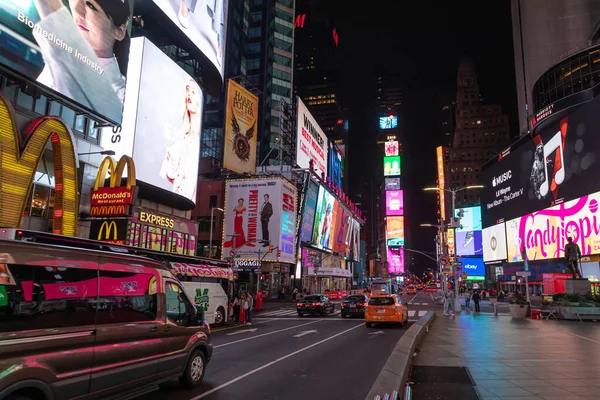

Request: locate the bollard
(494, 302), (498, 317)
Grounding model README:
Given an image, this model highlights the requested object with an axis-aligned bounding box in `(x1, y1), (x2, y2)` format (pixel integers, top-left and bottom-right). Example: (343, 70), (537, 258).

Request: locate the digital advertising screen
(482, 222), (508, 263)
(455, 231), (483, 257)
(333, 204), (350, 253)
(296, 97), (328, 178)
(0, 0), (135, 123)
(481, 95), (600, 228)
(386, 216), (404, 247)
(153, 0), (227, 80)
(312, 185), (335, 250)
(456, 207), (482, 231)
(385, 178), (401, 191)
(384, 141), (399, 156)
(458, 257), (485, 278)
(385, 190), (404, 216)
(223, 80), (258, 174)
(379, 115), (398, 129)
(328, 143), (342, 189)
(387, 247), (404, 274)
(299, 180), (319, 243)
(383, 156), (401, 176)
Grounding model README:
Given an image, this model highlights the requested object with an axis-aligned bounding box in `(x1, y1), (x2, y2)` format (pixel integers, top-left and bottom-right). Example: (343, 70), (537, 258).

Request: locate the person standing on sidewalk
(233, 294), (240, 325)
(565, 236), (582, 279)
(444, 290), (455, 316)
(246, 292), (254, 325)
(465, 290), (471, 310)
(256, 290), (263, 311)
(240, 294), (247, 324)
(472, 290), (481, 313)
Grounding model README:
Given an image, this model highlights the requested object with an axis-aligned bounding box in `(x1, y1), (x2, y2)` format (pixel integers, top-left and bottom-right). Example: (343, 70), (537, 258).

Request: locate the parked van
(0, 239), (212, 400)
(181, 282), (229, 327)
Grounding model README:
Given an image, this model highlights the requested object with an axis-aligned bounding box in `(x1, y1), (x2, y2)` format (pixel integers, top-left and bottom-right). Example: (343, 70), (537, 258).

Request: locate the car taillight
(312, 302), (323, 306)
(297, 303), (303, 307)
(358, 302), (367, 307)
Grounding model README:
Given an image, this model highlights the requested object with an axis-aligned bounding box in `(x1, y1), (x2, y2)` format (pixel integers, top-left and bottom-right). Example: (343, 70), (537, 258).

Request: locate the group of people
(230, 291), (263, 325)
(444, 289), (486, 315)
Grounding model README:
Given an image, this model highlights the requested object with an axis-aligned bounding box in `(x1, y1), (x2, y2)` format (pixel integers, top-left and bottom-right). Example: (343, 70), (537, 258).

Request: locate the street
(142, 291), (439, 400)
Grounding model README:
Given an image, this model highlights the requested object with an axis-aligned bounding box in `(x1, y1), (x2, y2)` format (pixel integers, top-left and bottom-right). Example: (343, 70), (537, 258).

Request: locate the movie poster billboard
(223, 80), (258, 174)
(296, 97), (328, 178)
(223, 178), (296, 263)
(299, 180), (319, 243)
(312, 185), (335, 250)
(0, 0), (135, 123)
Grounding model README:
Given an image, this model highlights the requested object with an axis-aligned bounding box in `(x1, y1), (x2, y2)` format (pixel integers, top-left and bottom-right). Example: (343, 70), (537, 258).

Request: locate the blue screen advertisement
(455, 230), (483, 256)
(456, 206), (482, 231)
(299, 180), (319, 243)
(459, 257), (485, 277)
(379, 115), (398, 129)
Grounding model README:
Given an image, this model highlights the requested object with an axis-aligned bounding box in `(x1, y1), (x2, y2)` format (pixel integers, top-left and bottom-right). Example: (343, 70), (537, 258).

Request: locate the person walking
(240, 294), (247, 324)
(472, 290), (481, 313)
(465, 290), (471, 310)
(444, 290), (455, 316)
(246, 292), (254, 325)
(233, 294), (240, 325)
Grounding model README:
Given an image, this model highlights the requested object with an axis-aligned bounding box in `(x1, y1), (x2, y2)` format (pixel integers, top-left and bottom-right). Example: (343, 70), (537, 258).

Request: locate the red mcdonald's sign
(90, 155), (137, 216)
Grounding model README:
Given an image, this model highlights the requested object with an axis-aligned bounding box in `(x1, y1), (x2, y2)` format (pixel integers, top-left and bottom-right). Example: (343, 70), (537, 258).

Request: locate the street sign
(440, 256), (450, 266)
(516, 271), (532, 277)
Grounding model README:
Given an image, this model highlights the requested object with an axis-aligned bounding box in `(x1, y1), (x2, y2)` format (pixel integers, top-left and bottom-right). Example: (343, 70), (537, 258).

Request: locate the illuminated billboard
(436, 146), (446, 221)
(296, 97), (328, 178)
(483, 222), (508, 263)
(299, 180), (319, 243)
(312, 185), (336, 250)
(379, 115), (398, 129)
(455, 206), (482, 256)
(385, 190), (404, 216)
(223, 80), (258, 174)
(384, 141), (399, 156)
(458, 257), (485, 278)
(385, 178), (401, 191)
(383, 156), (401, 176)
(387, 247), (404, 274)
(0, 0), (134, 123)
(386, 216), (404, 247)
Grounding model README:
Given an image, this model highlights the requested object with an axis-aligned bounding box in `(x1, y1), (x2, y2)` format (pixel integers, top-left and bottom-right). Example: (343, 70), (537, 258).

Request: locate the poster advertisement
(455, 231), (483, 257)
(299, 180), (319, 243)
(222, 178), (296, 263)
(383, 156), (401, 176)
(153, 0), (227, 79)
(384, 141), (399, 156)
(386, 216), (404, 247)
(312, 185), (335, 251)
(385, 178), (401, 191)
(379, 115), (398, 129)
(387, 247), (404, 274)
(458, 257), (485, 277)
(333, 205), (350, 253)
(0, 0), (135, 123)
(223, 80), (258, 174)
(385, 190), (404, 216)
(296, 97), (328, 178)
(482, 222), (507, 263)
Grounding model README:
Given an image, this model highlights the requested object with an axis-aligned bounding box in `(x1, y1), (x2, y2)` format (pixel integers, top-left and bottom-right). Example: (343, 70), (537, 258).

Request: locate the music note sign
(539, 130), (566, 198)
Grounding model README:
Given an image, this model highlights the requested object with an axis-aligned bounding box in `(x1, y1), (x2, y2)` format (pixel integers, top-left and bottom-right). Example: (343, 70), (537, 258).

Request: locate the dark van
(0, 239), (212, 400)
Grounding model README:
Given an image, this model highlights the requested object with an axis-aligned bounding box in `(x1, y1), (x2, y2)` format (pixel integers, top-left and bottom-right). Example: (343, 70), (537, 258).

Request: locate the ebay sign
(505, 190), (600, 262)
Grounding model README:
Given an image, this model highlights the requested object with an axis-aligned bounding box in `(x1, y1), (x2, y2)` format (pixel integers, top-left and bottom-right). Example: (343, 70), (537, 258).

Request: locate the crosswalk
(255, 309), (432, 319)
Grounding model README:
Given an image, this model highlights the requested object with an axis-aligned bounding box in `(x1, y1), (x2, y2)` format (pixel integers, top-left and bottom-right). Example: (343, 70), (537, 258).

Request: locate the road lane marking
(422, 303), (429, 305)
(407, 294), (418, 304)
(226, 328), (258, 336)
(212, 319), (272, 333)
(408, 310), (416, 317)
(566, 333), (600, 344)
(214, 320), (322, 349)
(191, 323), (364, 399)
(293, 329), (318, 338)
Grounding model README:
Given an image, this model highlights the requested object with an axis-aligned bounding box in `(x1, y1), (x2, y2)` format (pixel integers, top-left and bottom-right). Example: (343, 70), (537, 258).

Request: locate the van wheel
(215, 307), (226, 326)
(179, 350), (206, 388)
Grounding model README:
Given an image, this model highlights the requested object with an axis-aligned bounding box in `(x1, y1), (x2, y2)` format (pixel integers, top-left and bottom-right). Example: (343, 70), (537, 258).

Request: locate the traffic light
(277, 249), (281, 257)
(268, 244), (274, 253)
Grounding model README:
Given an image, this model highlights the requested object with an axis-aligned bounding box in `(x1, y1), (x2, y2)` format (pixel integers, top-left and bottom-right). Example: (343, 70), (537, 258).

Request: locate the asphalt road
(143, 317), (411, 400)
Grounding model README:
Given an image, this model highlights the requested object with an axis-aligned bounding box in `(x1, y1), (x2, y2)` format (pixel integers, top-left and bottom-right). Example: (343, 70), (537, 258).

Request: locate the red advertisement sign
(91, 187), (136, 206)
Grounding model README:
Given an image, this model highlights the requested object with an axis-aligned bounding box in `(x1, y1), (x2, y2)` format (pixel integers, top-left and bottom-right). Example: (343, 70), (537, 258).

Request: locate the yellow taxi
(365, 294), (409, 328)
(406, 285), (417, 294)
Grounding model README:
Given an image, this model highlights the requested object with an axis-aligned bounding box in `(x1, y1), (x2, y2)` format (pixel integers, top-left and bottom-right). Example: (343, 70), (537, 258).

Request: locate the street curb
(364, 311), (437, 400)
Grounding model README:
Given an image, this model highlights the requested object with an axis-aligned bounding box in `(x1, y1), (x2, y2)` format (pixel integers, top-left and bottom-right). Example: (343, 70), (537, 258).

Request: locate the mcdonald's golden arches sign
(90, 219), (128, 244)
(90, 155), (137, 216)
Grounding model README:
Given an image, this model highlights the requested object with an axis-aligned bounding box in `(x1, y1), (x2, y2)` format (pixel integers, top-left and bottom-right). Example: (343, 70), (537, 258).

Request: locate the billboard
(328, 143), (342, 188)
(458, 257), (485, 277)
(222, 178), (297, 263)
(436, 146), (446, 221)
(387, 247), (404, 274)
(101, 38), (203, 203)
(223, 80), (258, 174)
(296, 97), (328, 178)
(333, 205), (351, 254)
(153, 0), (227, 80)
(385, 190), (404, 216)
(505, 190), (600, 263)
(386, 216), (404, 247)
(312, 185), (336, 250)
(455, 231), (483, 257)
(379, 115), (398, 129)
(299, 180), (319, 243)
(482, 222), (508, 263)
(385, 178), (401, 191)
(456, 207), (482, 231)
(481, 96), (600, 228)
(383, 156), (401, 176)
(90, 220), (128, 245)
(384, 141), (399, 156)
(0, 0), (134, 123)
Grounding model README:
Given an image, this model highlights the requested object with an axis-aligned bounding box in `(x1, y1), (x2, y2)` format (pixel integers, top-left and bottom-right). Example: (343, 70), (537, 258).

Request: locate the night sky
(332, 1), (519, 273)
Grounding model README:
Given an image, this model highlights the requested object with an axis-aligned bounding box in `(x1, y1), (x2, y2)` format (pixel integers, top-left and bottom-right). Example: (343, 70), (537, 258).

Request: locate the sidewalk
(411, 313), (600, 399)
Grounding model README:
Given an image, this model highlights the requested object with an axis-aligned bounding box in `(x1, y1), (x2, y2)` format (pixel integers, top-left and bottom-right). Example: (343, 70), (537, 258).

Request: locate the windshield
(304, 295), (322, 302)
(369, 297), (395, 306)
(344, 295), (365, 302)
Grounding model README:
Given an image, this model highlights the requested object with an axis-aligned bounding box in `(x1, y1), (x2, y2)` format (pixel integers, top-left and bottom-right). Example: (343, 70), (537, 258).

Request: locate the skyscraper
(375, 69), (403, 116)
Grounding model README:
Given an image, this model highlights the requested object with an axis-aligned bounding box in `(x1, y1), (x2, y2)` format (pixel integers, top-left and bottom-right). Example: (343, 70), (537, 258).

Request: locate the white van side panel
(181, 282), (228, 325)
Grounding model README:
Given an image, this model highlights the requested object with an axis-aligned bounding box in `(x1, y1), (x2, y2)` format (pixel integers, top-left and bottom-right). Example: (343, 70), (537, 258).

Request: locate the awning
(171, 262), (234, 281)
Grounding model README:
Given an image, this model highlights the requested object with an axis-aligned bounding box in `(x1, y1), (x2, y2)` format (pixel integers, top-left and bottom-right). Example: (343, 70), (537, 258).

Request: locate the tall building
(375, 69), (403, 115)
(511, 0), (600, 135)
(444, 59), (511, 208)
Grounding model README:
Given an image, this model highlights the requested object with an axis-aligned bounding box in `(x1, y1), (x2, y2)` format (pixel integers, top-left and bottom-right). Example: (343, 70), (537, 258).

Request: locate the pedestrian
(233, 294), (240, 325)
(292, 287), (298, 300)
(444, 290), (455, 316)
(472, 290), (481, 313)
(465, 290), (471, 310)
(246, 292), (254, 325)
(256, 290), (264, 311)
(240, 294), (247, 324)
(565, 236), (582, 279)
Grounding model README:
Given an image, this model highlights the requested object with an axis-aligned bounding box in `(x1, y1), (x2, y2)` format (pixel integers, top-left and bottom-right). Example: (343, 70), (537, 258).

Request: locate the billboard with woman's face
(0, 0), (135, 123)
(312, 185), (335, 251)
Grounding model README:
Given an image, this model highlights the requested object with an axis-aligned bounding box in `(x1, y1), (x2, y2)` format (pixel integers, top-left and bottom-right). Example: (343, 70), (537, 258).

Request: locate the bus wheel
(215, 307), (226, 326)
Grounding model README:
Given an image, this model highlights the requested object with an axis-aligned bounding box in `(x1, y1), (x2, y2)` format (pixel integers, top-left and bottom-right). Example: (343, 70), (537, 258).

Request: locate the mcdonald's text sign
(90, 155), (136, 216)
(91, 187), (135, 206)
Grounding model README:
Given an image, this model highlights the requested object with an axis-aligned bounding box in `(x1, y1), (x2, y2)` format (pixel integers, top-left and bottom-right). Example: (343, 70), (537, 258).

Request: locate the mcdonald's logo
(90, 155), (137, 209)
(91, 219), (126, 244)
(90, 205), (128, 216)
(0, 94), (78, 236)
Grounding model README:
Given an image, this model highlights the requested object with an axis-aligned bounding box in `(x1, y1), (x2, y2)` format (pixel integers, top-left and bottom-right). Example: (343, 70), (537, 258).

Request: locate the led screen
(385, 190), (404, 216)
(387, 247), (404, 274)
(482, 222), (507, 263)
(383, 156), (401, 176)
(386, 216), (404, 247)
(454, 206), (483, 256)
(385, 178), (400, 191)
(379, 115), (398, 129)
(456, 207), (482, 231)
(458, 257), (485, 277)
(312, 185), (335, 250)
(384, 141), (399, 156)
(0, 0), (134, 123)
(296, 97), (328, 178)
(299, 180), (319, 243)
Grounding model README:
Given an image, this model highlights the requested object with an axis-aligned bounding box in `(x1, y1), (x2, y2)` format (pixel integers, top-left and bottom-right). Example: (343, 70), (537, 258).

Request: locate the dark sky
(331, 1), (518, 272)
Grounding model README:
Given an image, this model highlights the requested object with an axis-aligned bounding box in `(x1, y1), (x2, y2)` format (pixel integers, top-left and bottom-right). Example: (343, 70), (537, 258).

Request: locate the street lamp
(78, 150), (115, 156)
(423, 185), (484, 312)
(209, 207), (224, 259)
(420, 223), (447, 296)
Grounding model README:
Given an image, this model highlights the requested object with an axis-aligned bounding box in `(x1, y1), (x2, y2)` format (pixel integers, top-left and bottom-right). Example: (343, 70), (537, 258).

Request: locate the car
(365, 294), (408, 328)
(0, 239), (212, 400)
(340, 294), (369, 318)
(297, 294), (335, 316)
(406, 286), (417, 294)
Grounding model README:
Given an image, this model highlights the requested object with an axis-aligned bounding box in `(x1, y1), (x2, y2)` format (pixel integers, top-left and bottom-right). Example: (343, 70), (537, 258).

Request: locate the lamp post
(420, 223), (446, 296)
(209, 207), (224, 259)
(78, 150), (115, 156)
(423, 185), (484, 312)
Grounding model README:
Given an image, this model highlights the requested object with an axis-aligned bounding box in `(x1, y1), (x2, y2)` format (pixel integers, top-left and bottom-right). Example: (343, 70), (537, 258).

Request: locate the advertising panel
(351, 219), (361, 260)
(383, 156), (401, 176)
(456, 207), (482, 231)
(385, 190), (404, 216)
(90, 155), (137, 217)
(447, 228), (455, 256)
(222, 178), (296, 263)
(90, 219), (128, 245)
(333, 205), (350, 254)
(384, 141), (399, 156)
(458, 257), (485, 277)
(505, 190), (600, 262)
(455, 231), (483, 257)
(387, 247), (404, 274)
(436, 146), (446, 221)
(153, 0), (227, 79)
(101, 38), (203, 203)
(0, 0), (134, 123)
(379, 115), (398, 129)
(312, 185), (335, 250)
(385, 178), (401, 191)
(482, 222), (508, 263)
(128, 207), (197, 255)
(296, 97), (328, 178)
(299, 180), (319, 243)
(328, 142), (342, 188)
(223, 80), (258, 174)
(386, 216), (404, 247)
(481, 96), (600, 227)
